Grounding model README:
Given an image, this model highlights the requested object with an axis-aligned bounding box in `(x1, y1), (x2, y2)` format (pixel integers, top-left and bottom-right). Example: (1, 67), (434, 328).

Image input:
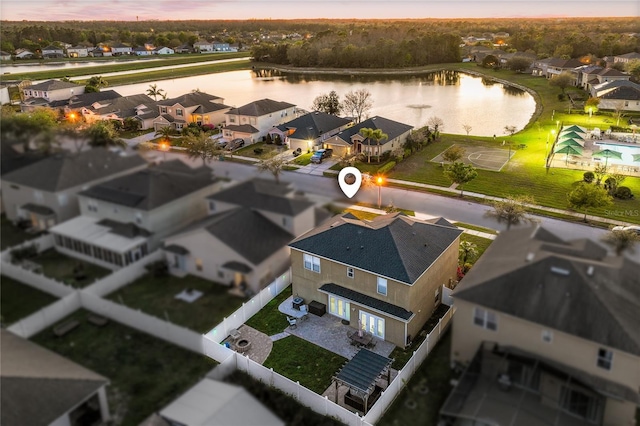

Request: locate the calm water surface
(111, 70), (536, 136)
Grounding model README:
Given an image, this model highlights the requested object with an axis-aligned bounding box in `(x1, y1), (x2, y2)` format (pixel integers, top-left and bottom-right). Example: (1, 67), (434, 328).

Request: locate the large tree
(359, 127), (388, 163)
(182, 130), (220, 166)
(567, 183), (613, 222)
(257, 155), (288, 184)
(444, 162), (478, 197)
(442, 145), (465, 163)
(506, 57), (532, 73)
(549, 72), (573, 95)
(601, 229), (640, 256)
(146, 84), (167, 101)
(312, 91), (341, 115)
(485, 195), (537, 231)
(343, 88), (373, 123)
(84, 120), (126, 148)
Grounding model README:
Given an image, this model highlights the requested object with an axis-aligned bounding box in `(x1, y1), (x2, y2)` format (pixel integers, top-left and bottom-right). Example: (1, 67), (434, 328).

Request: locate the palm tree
(601, 229), (640, 256)
(154, 126), (175, 139)
(459, 240), (478, 266)
(87, 76), (108, 89)
(182, 130), (220, 166)
(147, 84), (166, 101)
(359, 128), (388, 163)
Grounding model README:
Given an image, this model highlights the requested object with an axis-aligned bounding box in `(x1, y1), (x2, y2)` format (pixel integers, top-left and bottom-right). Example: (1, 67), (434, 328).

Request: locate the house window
(360, 311), (385, 338)
(208, 201), (216, 212)
(195, 258), (203, 271)
(218, 270), (224, 279)
(10, 185), (19, 190)
(329, 295), (350, 320)
(229, 117), (236, 123)
(347, 267), (354, 278)
(88, 200), (98, 212)
(57, 193), (68, 206)
(560, 386), (603, 423)
(542, 330), (553, 343)
(377, 277), (387, 296)
(160, 107), (167, 113)
(434, 288), (440, 302)
(597, 348), (613, 370)
(176, 109), (183, 116)
(34, 191), (44, 203)
(303, 254), (320, 273)
(473, 307), (497, 331)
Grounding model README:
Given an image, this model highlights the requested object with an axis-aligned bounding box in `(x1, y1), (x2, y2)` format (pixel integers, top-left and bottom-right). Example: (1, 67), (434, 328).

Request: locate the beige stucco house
(153, 92), (230, 131)
(268, 111), (353, 153)
(21, 80), (85, 111)
(289, 213), (462, 348)
(443, 226), (640, 426)
(223, 99), (296, 144)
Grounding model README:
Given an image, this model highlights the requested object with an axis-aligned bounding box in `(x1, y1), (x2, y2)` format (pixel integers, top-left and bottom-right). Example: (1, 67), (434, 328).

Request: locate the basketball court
(432, 144), (515, 171)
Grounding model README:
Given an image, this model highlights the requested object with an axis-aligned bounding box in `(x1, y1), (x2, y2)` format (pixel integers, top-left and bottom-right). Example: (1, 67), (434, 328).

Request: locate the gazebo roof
(334, 348), (392, 395)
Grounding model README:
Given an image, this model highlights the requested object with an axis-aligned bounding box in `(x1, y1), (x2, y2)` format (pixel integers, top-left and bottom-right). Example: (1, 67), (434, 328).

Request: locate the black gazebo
(332, 348), (393, 414)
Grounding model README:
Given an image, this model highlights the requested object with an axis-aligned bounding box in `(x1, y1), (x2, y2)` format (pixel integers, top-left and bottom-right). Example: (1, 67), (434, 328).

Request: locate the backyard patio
(32, 249), (111, 287)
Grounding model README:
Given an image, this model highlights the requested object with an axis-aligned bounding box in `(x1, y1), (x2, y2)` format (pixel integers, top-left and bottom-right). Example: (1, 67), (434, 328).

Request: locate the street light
(376, 176), (384, 209)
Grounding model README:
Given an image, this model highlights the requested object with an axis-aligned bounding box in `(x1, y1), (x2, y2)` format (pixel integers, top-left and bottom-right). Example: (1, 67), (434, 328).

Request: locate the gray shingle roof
(207, 178), (314, 216)
(600, 86), (640, 100)
(66, 90), (122, 109)
(28, 79), (81, 92)
(332, 116), (413, 146)
(275, 111), (351, 140)
(320, 283), (413, 320)
(164, 244), (189, 255)
(2, 148), (146, 192)
(290, 213), (462, 284)
(87, 93), (155, 119)
(454, 226), (640, 356)
(226, 98), (295, 117)
(157, 92), (225, 109)
(224, 124), (259, 133)
(79, 160), (215, 210)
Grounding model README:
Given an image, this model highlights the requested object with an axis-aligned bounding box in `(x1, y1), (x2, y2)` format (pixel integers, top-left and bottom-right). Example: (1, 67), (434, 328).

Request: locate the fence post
(438, 317), (442, 335)
(296, 381), (300, 401)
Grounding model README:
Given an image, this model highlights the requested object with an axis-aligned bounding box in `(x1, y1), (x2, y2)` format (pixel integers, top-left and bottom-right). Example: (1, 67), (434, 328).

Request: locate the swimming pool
(594, 141), (640, 166)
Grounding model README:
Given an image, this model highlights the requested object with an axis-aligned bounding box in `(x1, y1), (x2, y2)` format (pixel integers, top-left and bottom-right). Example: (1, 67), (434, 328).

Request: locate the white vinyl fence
(7, 292), (82, 338)
(1, 261), (74, 298)
(83, 250), (163, 296)
(1, 233), (54, 261)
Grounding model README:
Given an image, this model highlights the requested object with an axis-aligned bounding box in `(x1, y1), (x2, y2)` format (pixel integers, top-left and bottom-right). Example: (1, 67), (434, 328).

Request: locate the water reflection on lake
(110, 69), (535, 136)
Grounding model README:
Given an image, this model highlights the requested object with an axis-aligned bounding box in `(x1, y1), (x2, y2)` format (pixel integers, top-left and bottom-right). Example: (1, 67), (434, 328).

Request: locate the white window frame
(329, 295), (350, 320)
(596, 348), (613, 370)
(347, 267), (354, 278)
(303, 254), (320, 273)
(542, 330), (553, 343)
(377, 277), (387, 296)
(360, 310), (385, 339)
(473, 307), (497, 331)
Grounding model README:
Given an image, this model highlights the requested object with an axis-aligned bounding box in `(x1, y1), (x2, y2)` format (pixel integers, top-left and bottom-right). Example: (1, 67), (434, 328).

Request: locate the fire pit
(235, 339), (251, 354)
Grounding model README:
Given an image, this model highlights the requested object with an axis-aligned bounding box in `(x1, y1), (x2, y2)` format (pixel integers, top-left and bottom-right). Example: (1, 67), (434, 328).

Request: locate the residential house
(175, 44), (193, 54)
(15, 49), (35, 59)
(50, 160), (221, 269)
(1, 330), (111, 426)
(66, 45), (90, 58)
(194, 40), (214, 52)
(213, 42), (235, 52)
(57, 90), (122, 116)
(223, 99), (296, 143)
(613, 52), (640, 64)
(268, 111), (353, 152)
(21, 79), (85, 105)
(577, 65), (604, 90)
(497, 51), (536, 69)
(322, 116), (413, 158)
(545, 58), (583, 82)
(2, 148), (147, 231)
(0, 140), (47, 213)
(531, 57), (553, 76)
(153, 46), (174, 55)
(289, 212), (462, 348)
(0, 51), (12, 60)
(158, 379), (283, 426)
(41, 45), (64, 58)
(163, 178), (329, 294)
(110, 43), (132, 56)
(598, 85), (640, 112)
(153, 92), (230, 131)
(89, 47), (112, 57)
(81, 93), (158, 129)
(591, 79), (640, 98)
(444, 226), (640, 426)
(133, 46), (152, 56)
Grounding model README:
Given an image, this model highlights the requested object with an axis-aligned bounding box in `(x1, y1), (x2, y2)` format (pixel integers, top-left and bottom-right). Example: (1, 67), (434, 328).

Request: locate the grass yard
(453, 222), (498, 235)
(119, 128), (154, 139)
(378, 331), (453, 426)
(234, 142), (281, 159)
(106, 274), (246, 333)
(36, 249), (111, 287)
(293, 152), (314, 166)
(32, 309), (217, 426)
(263, 335), (347, 394)
(245, 286), (292, 336)
(461, 234), (494, 263)
(1, 214), (40, 250)
(1, 275), (58, 325)
(344, 209), (380, 221)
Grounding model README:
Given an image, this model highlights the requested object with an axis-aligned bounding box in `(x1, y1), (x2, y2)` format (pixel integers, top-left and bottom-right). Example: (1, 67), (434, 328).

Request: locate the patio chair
(287, 316), (297, 329)
(299, 304), (309, 321)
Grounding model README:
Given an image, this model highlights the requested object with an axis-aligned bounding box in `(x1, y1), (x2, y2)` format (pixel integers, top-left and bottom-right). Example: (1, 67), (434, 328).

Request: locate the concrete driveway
(294, 158), (338, 175)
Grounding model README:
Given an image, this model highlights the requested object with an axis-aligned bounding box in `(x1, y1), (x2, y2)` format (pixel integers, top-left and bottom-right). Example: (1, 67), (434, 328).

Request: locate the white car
(612, 225), (640, 235)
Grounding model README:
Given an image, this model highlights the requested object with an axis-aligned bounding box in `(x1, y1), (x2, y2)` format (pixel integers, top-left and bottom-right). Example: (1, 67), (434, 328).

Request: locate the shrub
(583, 171), (595, 183)
(10, 243), (39, 263)
(557, 93), (566, 101)
(253, 148), (264, 155)
(265, 134), (273, 144)
(378, 161), (396, 174)
(609, 125), (631, 133)
(614, 186), (634, 200)
(604, 177), (616, 192)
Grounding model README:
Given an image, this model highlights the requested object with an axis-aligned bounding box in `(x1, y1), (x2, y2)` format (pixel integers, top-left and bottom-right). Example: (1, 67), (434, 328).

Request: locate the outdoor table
(348, 330), (373, 347)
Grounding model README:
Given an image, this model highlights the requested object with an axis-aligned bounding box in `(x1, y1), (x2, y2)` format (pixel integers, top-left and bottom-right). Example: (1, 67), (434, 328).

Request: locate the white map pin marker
(338, 167), (362, 198)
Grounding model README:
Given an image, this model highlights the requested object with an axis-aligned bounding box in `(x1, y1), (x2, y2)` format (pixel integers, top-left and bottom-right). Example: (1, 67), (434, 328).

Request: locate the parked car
(217, 140), (228, 149)
(612, 225), (640, 235)
(310, 148), (333, 164)
(227, 138), (245, 150)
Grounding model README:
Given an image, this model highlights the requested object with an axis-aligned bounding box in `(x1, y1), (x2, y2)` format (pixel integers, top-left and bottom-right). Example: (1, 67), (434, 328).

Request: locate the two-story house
(66, 45), (90, 58)
(21, 80), (85, 110)
(542, 58), (583, 81)
(81, 93), (158, 129)
(289, 212), (462, 348)
(268, 111), (353, 153)
(443, 226), (640, 426)
(193, 40), (214, 52)
(110, 43), (132, 56)
(322, 116), (413, 158)
(153, 92), (230, 131)
(41, 45), (64, 58)
(598, 85), (640, 112)
(223, 99), (296, 144)
(163, 178), (330, 295)
(49, 160), (221, 269)
(2, 148), (146, 231)
(58, 90), (123, 117)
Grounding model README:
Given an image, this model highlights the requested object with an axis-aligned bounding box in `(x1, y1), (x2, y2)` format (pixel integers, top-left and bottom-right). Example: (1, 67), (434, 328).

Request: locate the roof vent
(360, 246), (364, 249)
(525, 252), (535, 262)
(587, 265), (594, 276)
(346, 246), (350, 250)
(550, 266), (570, 276)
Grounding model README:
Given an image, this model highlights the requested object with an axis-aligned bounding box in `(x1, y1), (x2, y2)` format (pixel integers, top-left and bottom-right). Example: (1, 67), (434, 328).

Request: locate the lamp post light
(376, 176), (384, 209)
(588, 107), (593, 124)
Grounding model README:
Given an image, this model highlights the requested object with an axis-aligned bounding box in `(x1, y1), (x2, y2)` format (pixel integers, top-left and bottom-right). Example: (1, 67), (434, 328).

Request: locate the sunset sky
(1, 0), (638, 21)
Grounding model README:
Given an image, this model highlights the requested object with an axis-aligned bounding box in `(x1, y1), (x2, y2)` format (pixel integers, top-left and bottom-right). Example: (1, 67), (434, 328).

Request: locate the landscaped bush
(253, 148), (264, 154)
(10, 243), (39, 263)
(557, 93), (566, 101)
(614, 186), (634, 200)
(583, 171), (595, 183)
(378, 161), (397, 174)
(609, 125), (632, 133)
(265, 134), (273, 144)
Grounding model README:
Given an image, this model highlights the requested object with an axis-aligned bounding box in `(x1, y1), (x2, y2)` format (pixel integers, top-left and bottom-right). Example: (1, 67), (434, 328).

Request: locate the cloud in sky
(1, 0), (638, 20)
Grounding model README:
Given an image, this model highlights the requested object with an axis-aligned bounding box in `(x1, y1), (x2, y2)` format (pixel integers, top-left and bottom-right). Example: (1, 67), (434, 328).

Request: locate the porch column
(97, 386), (110, 422)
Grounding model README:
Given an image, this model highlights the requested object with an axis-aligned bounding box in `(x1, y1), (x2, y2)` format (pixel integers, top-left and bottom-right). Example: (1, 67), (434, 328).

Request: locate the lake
(110, 69), (536, 136)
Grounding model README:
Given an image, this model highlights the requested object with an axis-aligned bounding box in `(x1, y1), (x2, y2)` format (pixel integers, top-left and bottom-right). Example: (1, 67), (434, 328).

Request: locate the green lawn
(263, 335), (347, 394)
(107, 274), (246, 333)
(293, 152), (314, 166)
(1, 275), (58, 325)
(119, 128), (154, 139)
(245, 286), (292, 336)
(453, 222), (498, 235)
(378, 331), (452, 426)
(344, 209), (380, 221)
(32, 309), (217, 426)
(234, 142), (281, 159)
(35, 249), (111, 287)
(460, 234), (494, 259)
(1, 214), (40, 250)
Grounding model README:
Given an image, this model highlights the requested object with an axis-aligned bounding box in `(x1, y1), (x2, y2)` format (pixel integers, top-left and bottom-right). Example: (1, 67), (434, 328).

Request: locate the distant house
(223, 98), (296, 143)
(0, 51), (11, 61)
(66, 45), (90, 58)
(21, 80), (85, 111)
(268, 111), (353, 152)
(591, 79), (640, 98)
(164, 178), (329, 294)
(153, 46), (174, 55)
(175, 44), (192, 54)
(110, 43), (132, 56)
(81, 93), (158, 129)
(2, 148), (146, 231)
(289, 212), (462, 347)
(14, 49), (35, 59)
(50, 160), (221, 269)
(57, 90), (123, 116)
(132, 46), (152, 56)
(322, 116), (413, 158)
(576, 65), (604, 90)
(497, 51), (536, 69)
(153, 92), (230, 131)
(213, 42), (236, 52)
(444, 226), (640, 426)
(41, 45), (64, 58)
(613, 52), (640, 64)
(531, 57), (553, 76)
(1, 330), (111, 426)
(89, 47), (112, 57)
(598, 85), (640, 112)
(193, 40), (214, 52)
(545, 58), (583, 81)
